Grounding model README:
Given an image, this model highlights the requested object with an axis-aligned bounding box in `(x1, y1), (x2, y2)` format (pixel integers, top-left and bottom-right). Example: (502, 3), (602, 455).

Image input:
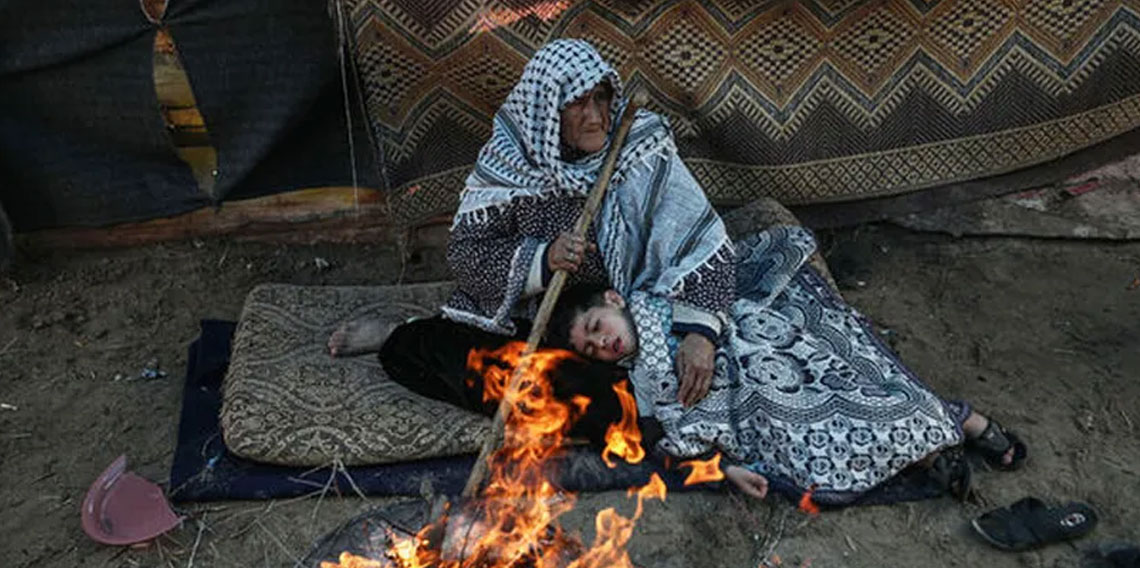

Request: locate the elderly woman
(330, 39), (1024, 503)
(330, 40), (730, 422)
(440, 40), (735, 404)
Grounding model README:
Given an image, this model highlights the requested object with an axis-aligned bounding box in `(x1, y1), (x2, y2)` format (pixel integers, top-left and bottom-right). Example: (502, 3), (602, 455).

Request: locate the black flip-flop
(971, 497), (1098, 552)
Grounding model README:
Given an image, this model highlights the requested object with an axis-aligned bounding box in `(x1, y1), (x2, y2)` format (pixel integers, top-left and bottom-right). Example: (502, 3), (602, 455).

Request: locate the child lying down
(544, 227), (1024, 504)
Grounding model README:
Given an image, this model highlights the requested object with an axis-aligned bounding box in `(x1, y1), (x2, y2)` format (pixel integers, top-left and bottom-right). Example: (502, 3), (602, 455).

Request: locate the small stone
(1075, 412), (1095, 432)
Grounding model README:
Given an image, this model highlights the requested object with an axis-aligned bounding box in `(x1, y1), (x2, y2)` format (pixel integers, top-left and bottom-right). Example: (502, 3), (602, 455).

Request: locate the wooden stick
(461, 90), (647, 499)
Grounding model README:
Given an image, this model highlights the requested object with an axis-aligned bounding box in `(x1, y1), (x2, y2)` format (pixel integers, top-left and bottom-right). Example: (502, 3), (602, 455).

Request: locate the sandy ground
(1, 221), (1138, 568)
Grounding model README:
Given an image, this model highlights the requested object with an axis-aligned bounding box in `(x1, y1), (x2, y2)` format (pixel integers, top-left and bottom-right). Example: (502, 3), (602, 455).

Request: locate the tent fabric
(164, 0), (380, 203)
(5, 0), (1140, 233)
(344, 0), (1140, 226)
(0, 0), (379, 232)
(0, 1), (204, 231)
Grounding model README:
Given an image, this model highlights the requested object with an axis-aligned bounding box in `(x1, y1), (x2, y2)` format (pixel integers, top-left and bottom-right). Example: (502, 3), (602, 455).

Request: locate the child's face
(567, 290), (637, 362)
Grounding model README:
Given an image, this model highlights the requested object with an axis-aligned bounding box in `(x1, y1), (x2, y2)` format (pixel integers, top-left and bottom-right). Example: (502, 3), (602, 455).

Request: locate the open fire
(320, 341), (704, 568)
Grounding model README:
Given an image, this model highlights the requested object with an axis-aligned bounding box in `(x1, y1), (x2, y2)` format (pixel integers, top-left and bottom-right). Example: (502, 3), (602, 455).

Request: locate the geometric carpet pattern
(341, 0), (1140, 224)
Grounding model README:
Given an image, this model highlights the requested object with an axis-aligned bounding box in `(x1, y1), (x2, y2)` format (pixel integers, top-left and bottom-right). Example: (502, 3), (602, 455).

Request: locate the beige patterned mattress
(220, 282), (491, 467)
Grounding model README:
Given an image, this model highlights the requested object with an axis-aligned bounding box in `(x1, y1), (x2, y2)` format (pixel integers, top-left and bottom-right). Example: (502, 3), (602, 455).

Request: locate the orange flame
(679, 453), (726, 486)
(320, 551), (385, 568)
(570, 395), (591, 415)
(798, 485), (820, 516)
(362, 341), (662, 567)
(601, 381), (644, 468)
(566, 474), (666, 568)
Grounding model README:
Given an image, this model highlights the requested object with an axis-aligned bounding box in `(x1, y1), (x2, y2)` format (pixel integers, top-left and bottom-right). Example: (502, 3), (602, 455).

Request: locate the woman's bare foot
(327, 318), (393, 357)
(724, 465), (769, 500)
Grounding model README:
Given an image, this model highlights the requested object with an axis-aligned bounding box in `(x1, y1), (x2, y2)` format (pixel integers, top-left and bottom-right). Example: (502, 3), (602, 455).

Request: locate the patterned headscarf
(457, 39), (674, 221)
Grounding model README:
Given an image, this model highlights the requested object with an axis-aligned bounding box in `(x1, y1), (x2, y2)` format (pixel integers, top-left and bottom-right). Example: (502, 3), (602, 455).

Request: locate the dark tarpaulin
(0, 2), (203, 231)
(164, 0), (379, 202)
(0, 0), (379, 232)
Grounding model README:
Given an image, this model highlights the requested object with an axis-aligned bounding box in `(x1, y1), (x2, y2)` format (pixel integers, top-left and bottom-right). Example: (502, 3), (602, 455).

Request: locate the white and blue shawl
(448, 39), (730, 331)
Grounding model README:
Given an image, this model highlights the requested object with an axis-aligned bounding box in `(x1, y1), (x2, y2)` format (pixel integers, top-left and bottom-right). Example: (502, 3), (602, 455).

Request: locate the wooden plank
(19, 187), (406, 249)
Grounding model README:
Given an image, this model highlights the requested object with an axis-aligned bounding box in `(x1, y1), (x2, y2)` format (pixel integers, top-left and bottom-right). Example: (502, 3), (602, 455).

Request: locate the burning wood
(322, 342), (668, 568)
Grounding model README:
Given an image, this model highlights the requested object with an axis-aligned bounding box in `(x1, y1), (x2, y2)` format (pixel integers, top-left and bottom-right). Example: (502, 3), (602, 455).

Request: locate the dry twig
(309, 464), (340, 524)
(761, 507), (791, 564)
(0, 337), (16, 357)
(219, 502), (278, 541)
(187, 517), (206, 568)
(255, 519), (301, 566)
(729, 491), (791, 568)
(334, 458), (370, 502)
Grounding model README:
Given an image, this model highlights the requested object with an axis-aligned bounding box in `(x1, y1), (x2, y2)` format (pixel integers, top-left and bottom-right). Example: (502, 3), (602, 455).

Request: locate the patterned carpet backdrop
(341, 0), (1140, 224)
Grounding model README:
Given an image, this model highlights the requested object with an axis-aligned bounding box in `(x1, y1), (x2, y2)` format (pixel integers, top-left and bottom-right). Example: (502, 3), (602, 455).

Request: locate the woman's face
(567, 290), (637, 362)
(560, 82), (613, 155)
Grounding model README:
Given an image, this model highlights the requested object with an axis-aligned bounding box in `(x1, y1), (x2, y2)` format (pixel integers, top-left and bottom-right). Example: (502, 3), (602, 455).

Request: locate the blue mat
(169, 320), (946, 505)
(168, 321), (692, 502)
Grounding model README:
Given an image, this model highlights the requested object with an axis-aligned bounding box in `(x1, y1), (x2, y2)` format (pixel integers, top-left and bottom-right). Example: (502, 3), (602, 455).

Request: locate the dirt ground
(1, 219), (1138, 568)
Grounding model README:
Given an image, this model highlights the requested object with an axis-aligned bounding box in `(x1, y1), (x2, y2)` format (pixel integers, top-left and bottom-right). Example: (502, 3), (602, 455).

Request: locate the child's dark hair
(545, 283), (611, 350)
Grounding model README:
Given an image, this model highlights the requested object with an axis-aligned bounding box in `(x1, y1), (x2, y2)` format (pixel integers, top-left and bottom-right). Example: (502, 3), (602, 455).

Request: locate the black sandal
(967, 418), (1028, 471)
(929, 450), (972, 501)
(971, 497), (1098, 551)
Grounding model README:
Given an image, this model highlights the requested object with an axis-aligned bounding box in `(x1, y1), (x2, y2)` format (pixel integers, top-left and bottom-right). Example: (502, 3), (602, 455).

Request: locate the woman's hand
(547, 231), (595, 273)
(676, 332), (715, 407)
(724, 465), (769, 500)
